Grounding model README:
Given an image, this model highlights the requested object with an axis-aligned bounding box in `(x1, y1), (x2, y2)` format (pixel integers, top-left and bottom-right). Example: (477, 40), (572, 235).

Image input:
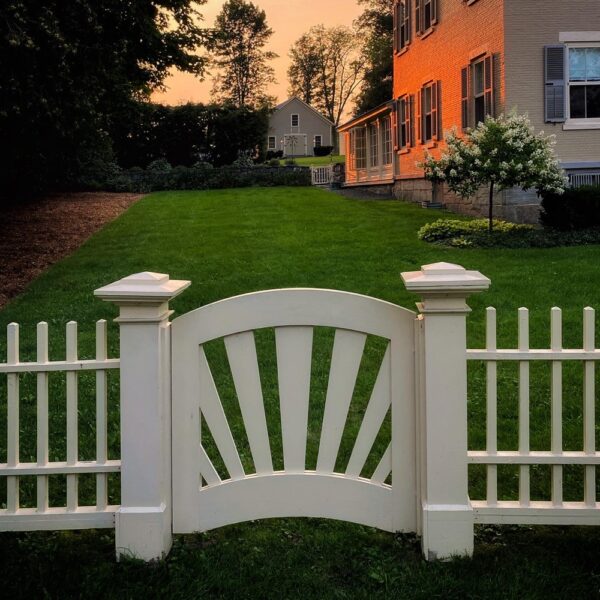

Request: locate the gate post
(95, 272), (190, 561)
(401, 263), (490, 560)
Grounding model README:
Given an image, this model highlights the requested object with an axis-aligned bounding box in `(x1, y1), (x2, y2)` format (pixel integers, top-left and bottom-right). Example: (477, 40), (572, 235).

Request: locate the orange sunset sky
(153, 0), (364, 106)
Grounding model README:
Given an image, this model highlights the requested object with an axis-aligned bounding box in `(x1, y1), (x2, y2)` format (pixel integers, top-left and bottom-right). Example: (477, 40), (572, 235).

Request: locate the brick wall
(394, 0), (506, 179)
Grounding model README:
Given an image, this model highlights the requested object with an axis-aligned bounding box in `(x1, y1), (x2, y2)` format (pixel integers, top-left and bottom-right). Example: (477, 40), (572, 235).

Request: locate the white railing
(467, 307), (600, 525)
(311, 165), (333, 186)
(0, 320), (120, 530)
(570, 172), (600, 188)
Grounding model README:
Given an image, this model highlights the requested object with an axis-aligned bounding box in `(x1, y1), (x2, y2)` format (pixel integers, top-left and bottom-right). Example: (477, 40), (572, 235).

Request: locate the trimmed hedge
(417, 218), (600, 249)
(82, 164), (312, 193)
(313, 146), (334, 157)
(540, 185), (600, 231)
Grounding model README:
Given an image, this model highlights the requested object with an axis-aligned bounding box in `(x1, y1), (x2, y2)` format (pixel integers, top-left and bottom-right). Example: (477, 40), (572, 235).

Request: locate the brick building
(339, 0), (600, 222)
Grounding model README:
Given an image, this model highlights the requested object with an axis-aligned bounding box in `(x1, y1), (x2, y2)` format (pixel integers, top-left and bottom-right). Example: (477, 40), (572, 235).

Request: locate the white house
(268, 97), (335, 157)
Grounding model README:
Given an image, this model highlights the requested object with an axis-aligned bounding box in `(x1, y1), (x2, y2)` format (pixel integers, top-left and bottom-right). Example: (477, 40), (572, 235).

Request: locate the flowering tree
(421, 113), (568, 232)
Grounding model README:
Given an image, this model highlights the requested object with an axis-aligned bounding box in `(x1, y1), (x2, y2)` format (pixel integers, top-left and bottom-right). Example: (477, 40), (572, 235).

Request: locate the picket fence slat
(518, 308), (530, 506)
(486, 308), (497, 505)
(7, 323), (20, 513)
(36, 322), (49, 513)
(583, 308), (596, 506)
(95, 320), (109, 511)
(551, 308), (563, 506)
(66, 322), (78, 511)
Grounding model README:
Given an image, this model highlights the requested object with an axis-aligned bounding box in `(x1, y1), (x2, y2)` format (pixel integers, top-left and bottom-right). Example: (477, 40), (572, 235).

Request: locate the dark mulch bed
(0, 192), (143, 309)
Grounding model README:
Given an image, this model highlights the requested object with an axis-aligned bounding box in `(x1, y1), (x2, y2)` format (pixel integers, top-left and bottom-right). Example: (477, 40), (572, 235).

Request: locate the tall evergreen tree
(353, 0), (394, 116)
(209, 0), (277, 108)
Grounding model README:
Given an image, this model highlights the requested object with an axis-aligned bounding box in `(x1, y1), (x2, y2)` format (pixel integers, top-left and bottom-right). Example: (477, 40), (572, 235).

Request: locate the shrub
(266, 150), (283, 160)
(284, 158), (297, 166)
(417, 218), (600, 249)
(267, 158), (281, 167)
(313, 145), (334, 157)
(100, 164), (311, 192)
(540, 185), (600, 231)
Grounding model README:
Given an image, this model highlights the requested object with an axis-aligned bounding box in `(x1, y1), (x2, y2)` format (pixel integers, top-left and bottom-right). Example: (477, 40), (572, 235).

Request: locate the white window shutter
(545, 45), (566, 123)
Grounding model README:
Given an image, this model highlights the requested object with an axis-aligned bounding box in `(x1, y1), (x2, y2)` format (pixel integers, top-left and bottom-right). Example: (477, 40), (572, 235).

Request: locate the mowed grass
(1, 187), (600, 598)
(279, 154), (345, 166)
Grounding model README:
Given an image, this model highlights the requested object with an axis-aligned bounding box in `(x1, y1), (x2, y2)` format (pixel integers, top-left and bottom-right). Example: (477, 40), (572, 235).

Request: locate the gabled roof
(274, 97), (335, 127)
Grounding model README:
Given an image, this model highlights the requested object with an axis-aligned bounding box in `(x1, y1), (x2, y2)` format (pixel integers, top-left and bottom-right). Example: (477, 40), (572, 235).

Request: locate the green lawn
(280, 154), (345, 166)
(1, 187), (600, 599)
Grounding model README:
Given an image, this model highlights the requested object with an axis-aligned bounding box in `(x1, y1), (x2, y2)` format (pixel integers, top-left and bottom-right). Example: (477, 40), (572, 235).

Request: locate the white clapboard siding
(467, 306), (600, 525)
(0, 321), (120, 531)
(171, 288), (416, 535)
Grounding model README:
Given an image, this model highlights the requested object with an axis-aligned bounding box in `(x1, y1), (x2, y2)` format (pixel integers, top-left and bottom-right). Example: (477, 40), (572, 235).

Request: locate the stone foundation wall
(393, 178), (542, 224)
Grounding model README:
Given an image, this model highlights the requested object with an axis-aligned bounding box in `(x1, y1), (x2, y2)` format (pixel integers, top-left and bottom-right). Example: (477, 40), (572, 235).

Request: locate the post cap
(94, 272), (191, 305)
(401, 262), (490, 294)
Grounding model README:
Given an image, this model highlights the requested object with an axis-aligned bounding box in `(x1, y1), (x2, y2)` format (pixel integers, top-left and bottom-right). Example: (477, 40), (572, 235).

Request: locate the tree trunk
(488, 181), (495, 233)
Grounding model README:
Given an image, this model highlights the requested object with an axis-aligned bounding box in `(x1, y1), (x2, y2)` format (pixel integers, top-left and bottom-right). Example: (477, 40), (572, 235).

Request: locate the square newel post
(95, 272), (190, 561)
(401, 262), (490, 560)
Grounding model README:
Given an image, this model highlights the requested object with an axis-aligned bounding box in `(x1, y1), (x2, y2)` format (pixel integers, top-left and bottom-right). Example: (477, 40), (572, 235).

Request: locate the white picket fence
(311, 165), (333, 186)
(1, 263), (599, 562)
(467, 306), (600, 524)
(0, 320), (120, 530)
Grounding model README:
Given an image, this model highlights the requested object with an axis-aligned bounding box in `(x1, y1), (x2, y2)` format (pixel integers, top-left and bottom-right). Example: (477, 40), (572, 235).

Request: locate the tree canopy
(287, 25), (364, 129)
(208, 0), (277, 109)
(0, 0), (207, 196)
(421, 114), (568, 231)
(352, 0), (394, 116)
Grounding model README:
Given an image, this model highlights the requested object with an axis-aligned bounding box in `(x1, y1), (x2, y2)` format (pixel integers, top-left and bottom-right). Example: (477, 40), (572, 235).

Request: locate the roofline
(338, 101), (395, 132)
(275, 97), (335, 127)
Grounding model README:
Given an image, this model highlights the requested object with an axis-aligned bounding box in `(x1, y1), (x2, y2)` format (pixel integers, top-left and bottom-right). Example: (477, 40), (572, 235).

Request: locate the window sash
(291, 114), (299, 127)
(314, 136), (322, 147)
(369, 124), (379, 167)
(355, 128), (367, 170)
(268, 137), (276, 150)
(383, 117), (393, 165)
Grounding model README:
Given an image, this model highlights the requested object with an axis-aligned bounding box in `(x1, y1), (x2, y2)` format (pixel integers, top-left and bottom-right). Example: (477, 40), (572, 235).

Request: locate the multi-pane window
(369, 124), (379, 168)
(415, 0), (437, 35)
(291, 114), (300, 127)
(314, 135), (322, 148)
(394, 1), (411, 52)
(461, 54), (494, 130)
(355, 127), (367, 169)
(268, 136), (276, 150)
(382, 117), (393, 165)
(419, 81), (439, 142)
(398, 95), (413, 149)
(568, 47), (600, 119)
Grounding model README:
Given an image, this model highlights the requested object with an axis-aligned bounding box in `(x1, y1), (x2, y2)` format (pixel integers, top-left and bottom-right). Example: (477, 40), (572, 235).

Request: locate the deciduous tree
(208, 0), (277, 108)
(287, 25), (364, 142)
(421, 113), (568, 232)
(0, 0), (208, 197)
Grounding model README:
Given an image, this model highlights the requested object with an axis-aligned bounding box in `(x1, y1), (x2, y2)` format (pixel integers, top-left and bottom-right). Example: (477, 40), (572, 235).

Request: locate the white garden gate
(171, 289), (416, 534)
